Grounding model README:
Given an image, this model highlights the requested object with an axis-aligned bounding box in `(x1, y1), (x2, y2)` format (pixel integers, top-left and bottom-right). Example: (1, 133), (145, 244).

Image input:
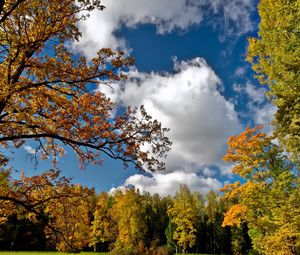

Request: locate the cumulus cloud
(209, 0), (255, 39)
(253, 103), (277, 133)
(233, 81), (277, 134)
(113, 171), (222, 197)
(100, 58), (242, 174)
(75, 0), (255, 57)
(245, 82), (266, 104)
(245, 83), (277, 134)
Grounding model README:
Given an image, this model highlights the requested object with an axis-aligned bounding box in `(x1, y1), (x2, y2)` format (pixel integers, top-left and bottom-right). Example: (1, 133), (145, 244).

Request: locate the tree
(191, 192), (206, 254)
(0, 0), (171, 171)
(0, 169), (12, 224)
(204, 191), (219, 254)
(0, 215), (47, 251)
(229, 224), (252, 255)
(110, 188), (148, 254)
(143, 193), (171, 248)
(0, 169), (95, 252)
(165, 219), (176, 251)
(247, 0), (300, 160)
(167, 185), (197, 254)
(90, 192), (116, 252)
(0, 0), (26, 23)
(221, 126), (300, 255)
(204, 191), (232, 254)
(45, 184), (94, 252)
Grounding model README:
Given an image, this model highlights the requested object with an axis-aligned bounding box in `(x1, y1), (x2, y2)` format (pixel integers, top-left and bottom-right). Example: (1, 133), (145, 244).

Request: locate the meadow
(0, 252), (108, 255)
(0, 252), (214, 255)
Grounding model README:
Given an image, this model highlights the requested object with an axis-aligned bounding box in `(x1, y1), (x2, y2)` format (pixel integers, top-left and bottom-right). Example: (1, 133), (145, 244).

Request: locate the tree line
(0, 127), (298, 254)
(0, 170), (251, 254)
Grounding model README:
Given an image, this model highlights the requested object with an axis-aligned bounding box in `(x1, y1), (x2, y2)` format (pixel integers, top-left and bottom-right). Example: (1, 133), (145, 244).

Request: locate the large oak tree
(0, 0), (170, 251)
(0, 0), (171, 171)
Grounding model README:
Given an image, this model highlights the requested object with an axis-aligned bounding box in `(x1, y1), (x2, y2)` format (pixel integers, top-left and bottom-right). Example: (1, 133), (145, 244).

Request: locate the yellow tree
(0, 0), (26, 23)
(167, 185), (197, 254)
(110, 188), (148, 254)
(90, 192), (116, 252)
(0, 0), (171, 171)
(247, 0), (300, 160)
(45, 184), (94, 252)
(0, 168), (13, 224)
(221, 126), (300, 255)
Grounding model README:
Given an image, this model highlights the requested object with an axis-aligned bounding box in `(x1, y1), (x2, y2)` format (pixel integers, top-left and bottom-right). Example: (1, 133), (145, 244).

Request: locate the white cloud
(119, 171), (222, 197)
(202, 166), (217, 177)
(233, 81), (277, 134)
(217, 0), (255, 36)
(254, 103), (277, 134)
(75, 0), (255, 57)
(100, 58), (242, 174)
(245, 82), (266, 104)
(243, 83), (277, 132)
(233, 81), (266, 104)
(23, 145), (35, 154)
(234, 66), (246, 77)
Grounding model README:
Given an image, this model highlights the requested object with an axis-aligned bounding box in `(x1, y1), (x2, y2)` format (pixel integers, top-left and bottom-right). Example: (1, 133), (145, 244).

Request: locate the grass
(0, 252), (108, 255)
(0, 252), (220, 255)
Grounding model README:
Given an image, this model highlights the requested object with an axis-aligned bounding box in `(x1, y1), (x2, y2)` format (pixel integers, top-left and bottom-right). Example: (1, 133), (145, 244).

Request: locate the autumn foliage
(0, 169), (95, 252)
(221, 126), (300, 255)
(247, 0), (300, 160)
(0, 0), (171, 171)
(0, 0), (172, 252)
(0, 1), (171, 251)
(0, 176), (237, 254)
(0, 0), (299, 254)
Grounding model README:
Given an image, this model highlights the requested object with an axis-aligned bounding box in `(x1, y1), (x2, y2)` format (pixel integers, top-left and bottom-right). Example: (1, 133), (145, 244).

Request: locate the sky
(13, 0), (277, 197)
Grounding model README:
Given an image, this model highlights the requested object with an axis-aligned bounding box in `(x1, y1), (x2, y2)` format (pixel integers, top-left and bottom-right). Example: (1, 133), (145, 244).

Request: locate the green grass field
(0, 252), (108, 255)
(0, 252), (215, 255)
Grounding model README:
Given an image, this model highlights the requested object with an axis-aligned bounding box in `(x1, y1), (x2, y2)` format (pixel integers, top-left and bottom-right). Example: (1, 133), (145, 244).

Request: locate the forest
(0, 0), (299, 254)
(0, 178), (250, 254)
(0, 126), (299, 255)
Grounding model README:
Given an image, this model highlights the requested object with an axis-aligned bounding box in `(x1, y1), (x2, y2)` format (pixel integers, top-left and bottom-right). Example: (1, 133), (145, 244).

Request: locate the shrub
(151, 245), (174, 255)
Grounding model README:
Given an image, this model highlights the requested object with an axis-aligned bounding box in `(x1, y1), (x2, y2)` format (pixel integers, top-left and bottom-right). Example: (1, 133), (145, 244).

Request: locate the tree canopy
(0, 0), (171, 171)
(0, 176), (240, 254)
(0, 0), (171, 251)
(0, 169), (95, 252)
(221, 126), (300, 255)
(247, 0), (300, 161)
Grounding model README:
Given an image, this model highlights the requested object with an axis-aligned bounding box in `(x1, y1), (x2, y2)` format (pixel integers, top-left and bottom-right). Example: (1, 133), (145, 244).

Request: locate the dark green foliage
(144, 193), (170, 247)
(151, 245), (174, 255)
(230, 224), (252, 255)
(165, 220), (176, 250)
(0, 215), (47, 251)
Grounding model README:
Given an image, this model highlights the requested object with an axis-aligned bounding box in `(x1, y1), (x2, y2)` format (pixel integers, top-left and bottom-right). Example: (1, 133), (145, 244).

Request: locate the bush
(151, 245), (174, 255)
(247, 249), (260, 255)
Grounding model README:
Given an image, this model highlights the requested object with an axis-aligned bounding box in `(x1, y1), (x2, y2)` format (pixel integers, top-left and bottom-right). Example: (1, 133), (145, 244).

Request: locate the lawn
(0, 252), (219, 255)
(0, 252), (108, 255)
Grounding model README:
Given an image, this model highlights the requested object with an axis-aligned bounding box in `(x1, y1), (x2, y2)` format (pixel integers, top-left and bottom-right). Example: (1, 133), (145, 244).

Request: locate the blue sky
(14, 0), (277, 196)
